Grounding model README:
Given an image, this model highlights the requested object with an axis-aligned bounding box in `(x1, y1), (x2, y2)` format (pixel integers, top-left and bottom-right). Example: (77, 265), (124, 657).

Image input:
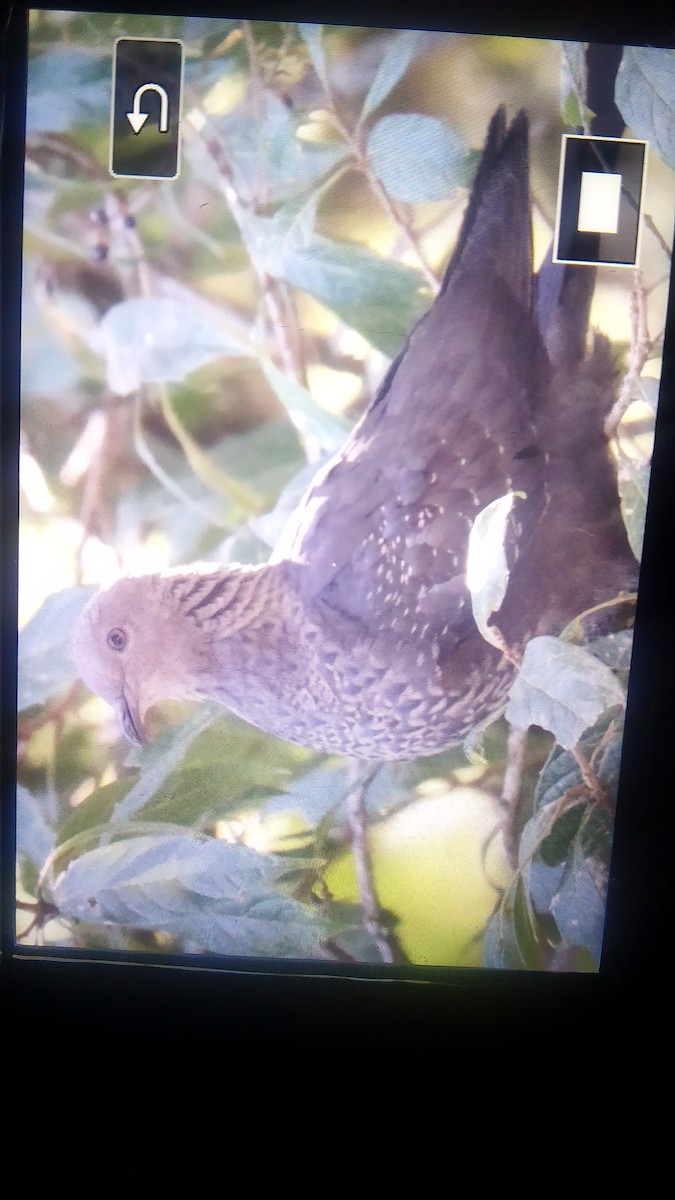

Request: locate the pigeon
(72, 108), (637, 761)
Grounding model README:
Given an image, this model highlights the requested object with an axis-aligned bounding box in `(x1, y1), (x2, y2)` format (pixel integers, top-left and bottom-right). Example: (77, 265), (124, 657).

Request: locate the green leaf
(128, 714), (314, 826)
(466, 491), (526, 649)
(482, 876), (542, 970)
(360, 29), (427, 121)
(89, 298), (247, 396)
(155, 388), (261, 514)
(18, 585), (96, 711)
(561, 594), (636, 647)
(517, 789), (609, 944)
(27, 49), (111, 134)
(110, 708), (218, 825)
(551, 838), (606, 965)
(561, 89), (595, 131)
(263, 762), (350, 828)
(269, 191), (321, 255)
(189, 87), (344, 205)
(618, 456), (650, 561)
(51, 833), (326, 957)
(180, 16), (239, 46)
(538, 798), (612, 873)
(16, 785), (55, 868)
(534, 711), (623, 815)
(526, 857), (566, 919)
(560, 41), (594, 130)
(633, 374), (660, 414)
(538, 802), (585, 867)
(367, 113), (467, 202)
(21, 292), (85, 397)
(298, 23), (330, 92)
(586, 629), (634, 672)
(208, 420), (304, 511)
(261, 228), (428, 357)
(514, 714), (617, 962)
(615, 47), (675, 169)
(262, 754), (459, 835)
(120, 414), (303, 556)
(505, 636), (625, 749)
(58, 779), (134, 847)
(261, 361), (351, 454)
(250, 458), (325, 550)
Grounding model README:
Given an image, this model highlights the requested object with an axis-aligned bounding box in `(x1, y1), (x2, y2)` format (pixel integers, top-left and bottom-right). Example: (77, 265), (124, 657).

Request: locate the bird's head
(71, 574), (201, 745)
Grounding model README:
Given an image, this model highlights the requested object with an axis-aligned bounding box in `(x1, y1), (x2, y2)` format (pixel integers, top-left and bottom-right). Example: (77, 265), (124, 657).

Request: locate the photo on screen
(15, 10), (675, 972)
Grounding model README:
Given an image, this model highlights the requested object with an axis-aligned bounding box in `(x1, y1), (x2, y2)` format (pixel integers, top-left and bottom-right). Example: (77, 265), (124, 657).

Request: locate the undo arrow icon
(126, 82), (169, 134)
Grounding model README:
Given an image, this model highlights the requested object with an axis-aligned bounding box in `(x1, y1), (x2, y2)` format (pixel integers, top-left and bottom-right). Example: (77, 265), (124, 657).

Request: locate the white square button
(577, 171), (622, 234)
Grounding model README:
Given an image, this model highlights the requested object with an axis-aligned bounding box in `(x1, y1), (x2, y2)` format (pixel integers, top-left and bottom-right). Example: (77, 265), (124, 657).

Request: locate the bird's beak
(115, 691), (145, 746)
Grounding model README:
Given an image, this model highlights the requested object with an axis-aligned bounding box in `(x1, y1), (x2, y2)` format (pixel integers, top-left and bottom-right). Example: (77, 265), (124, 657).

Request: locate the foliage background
(16, 11), (675, 969)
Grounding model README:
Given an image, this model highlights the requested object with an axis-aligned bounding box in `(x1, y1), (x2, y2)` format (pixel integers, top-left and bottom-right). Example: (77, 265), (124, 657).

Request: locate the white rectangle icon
(577, 171), (622, 234)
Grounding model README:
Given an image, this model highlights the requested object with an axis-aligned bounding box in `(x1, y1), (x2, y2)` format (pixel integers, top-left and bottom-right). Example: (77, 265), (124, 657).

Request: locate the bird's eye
(107, 627), (127, 652)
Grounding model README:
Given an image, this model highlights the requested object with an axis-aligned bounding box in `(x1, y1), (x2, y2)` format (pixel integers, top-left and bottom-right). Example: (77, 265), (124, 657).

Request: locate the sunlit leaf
(89, 297), (246, 395)
(506, 636), (625, 749)
(262, 761), (350, 827)
(110, 708), (217, 824)
(129, 713), (315, 826)
(269, 191), (321, 254)
(187, 86), (344, 205)
(617, 456), (650, 561)
(27, 49), (110, 134)
(261, 361), (351, 453)
(58, 779), (134, 847)
(367, 113), (467, 202)
(251, 458), (324, 550)
(155, 387), (261, 514)
(260, 228), (428, 357)
(360, 29), (427, 121)
(467, 491), (526, 649)
(560, 41), (594, 130)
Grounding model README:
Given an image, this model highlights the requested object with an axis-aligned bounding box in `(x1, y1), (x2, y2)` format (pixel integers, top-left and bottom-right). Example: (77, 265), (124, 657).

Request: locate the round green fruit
(325, 787), (510, 967)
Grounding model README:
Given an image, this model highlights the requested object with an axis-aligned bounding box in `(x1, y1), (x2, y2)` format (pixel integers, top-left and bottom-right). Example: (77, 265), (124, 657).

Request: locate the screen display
(14, 8), (675, 974)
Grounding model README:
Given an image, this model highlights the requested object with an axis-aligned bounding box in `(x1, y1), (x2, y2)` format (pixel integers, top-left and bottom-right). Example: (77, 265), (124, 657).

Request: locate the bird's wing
(275, 110), (550, 644)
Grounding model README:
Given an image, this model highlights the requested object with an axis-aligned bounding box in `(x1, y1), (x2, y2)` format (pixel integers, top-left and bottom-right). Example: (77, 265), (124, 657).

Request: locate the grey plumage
(72, 108), (637, 761)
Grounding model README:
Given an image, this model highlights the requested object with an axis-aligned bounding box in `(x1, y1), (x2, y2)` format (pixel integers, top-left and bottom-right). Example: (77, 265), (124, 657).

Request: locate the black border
(554, 135), (647, 265)
(3, 0), (675, 1067)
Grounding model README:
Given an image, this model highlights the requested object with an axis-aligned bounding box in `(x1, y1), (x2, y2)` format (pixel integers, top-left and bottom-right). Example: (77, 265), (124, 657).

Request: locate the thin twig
(604, 270), (653, 439)
(324, 105), (440, 292)
(240, 23), (312, 388)
(644, 212), (672, 261)
(569, 744), (613, 814)
(18, 682), (81, 742)
(184, 87), (308, 388)
(562, 43), (590, 135)
(16, 896), (61, 941)
(303, 37), (439, 290)
(344, 761), (406, 964)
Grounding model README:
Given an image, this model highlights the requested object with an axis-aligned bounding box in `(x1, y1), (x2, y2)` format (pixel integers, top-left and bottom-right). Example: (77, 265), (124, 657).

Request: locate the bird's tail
(440, 107), (533, 315)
